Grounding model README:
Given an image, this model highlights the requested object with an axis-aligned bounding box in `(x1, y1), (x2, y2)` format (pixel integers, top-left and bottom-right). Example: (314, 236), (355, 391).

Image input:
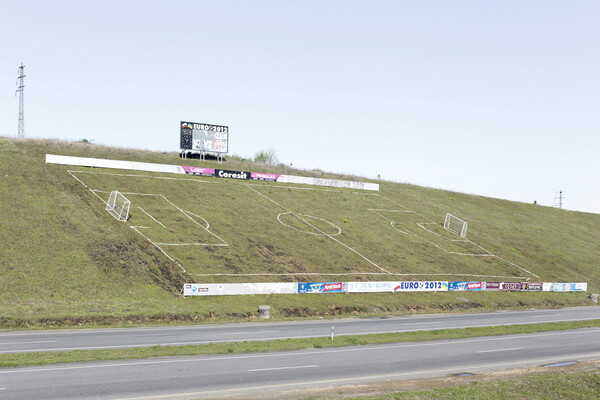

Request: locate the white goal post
(106, 191), (130, 222)
(444, 213), (467, 238)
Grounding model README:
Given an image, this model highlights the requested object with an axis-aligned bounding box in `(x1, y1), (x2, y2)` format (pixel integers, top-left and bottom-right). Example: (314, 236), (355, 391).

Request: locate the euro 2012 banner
(347, 281), (448, 293)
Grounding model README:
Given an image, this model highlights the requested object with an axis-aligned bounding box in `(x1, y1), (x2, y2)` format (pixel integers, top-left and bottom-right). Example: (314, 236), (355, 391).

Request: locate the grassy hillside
(0, 137), (598, 327)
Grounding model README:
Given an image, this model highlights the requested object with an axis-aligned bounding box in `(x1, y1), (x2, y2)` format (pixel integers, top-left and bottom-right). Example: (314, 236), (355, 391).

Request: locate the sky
(1, 1), (599, 214)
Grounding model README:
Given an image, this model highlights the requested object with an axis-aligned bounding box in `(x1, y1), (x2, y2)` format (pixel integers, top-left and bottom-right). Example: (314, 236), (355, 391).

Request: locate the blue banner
(298, 282), (346, 293)
(448, 281), (484, 291)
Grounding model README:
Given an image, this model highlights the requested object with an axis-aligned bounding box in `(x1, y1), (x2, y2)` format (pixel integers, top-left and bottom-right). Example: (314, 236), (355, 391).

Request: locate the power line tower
(15, 63), (26, 139)
(554, 190), (565, 209)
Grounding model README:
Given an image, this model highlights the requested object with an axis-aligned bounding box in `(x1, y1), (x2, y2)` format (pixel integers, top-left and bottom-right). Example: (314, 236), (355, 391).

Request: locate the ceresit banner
(542, 283), (588, 292)
(183, 283), (298, 296)
(298, 282), (347, 293)
(449, 281), (484, 291)
(392, 281), (448, 292)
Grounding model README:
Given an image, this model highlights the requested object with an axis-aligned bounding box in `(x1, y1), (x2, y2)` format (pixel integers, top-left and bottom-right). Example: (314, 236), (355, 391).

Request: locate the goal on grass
(106, 191), (130, 222)
(444, 213), (467, 237)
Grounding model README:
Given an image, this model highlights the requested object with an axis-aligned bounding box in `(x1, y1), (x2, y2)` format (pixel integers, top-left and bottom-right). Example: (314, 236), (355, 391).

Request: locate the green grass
(1, 320), (598, 368)
(0, 137), (599, 327)
(346, 368), (600, 399)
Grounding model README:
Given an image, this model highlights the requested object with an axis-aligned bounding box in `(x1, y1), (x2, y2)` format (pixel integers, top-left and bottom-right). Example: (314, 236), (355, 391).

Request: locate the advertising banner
(449, 282), (484, 291)
(47, 154), (378, 191)
(250, 172), (281, 181)
(180, 121), (229, 154)
(182, 283), (298, 296)
(485, 282), (501, 291)
(277, 175), (379, 191)
(500, 282), (525, 291)
(46, 154), (186, 174)
(392, 281), (448, 292)
(215, 169), (250, 180)
(525, 282), (543, 291)
(347, 281), (396, 293)
(182, 166), (215, 177)
(298, 282), (347, 293)
(542, 283), (588, 292)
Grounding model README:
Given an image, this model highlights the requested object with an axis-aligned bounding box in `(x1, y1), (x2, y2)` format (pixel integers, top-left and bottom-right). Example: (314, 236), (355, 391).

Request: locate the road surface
(1, 306), (598, 354)
(1, 327), (599, 399)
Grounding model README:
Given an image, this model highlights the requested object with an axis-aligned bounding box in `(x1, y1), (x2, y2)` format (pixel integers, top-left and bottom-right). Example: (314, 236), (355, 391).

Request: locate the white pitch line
(248, 364), (318, 372)
(248, 185), (391, 274)
(188, 272), (528, 279)
(137, 207), (166, 228)
(155, 243), (229, 247)
(131, 226), (186, 273)
(477, 347), (525, 353)
(372, 197), (540, 279)
(67, 169), (214, 183)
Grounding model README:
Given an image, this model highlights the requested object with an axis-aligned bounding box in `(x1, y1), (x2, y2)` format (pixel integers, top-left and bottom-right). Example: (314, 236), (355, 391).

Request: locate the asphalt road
(1, 306), (599, 354)
(1, 327), (599, 399)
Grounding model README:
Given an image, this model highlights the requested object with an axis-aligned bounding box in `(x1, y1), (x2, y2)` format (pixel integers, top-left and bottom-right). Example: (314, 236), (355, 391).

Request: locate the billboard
(183, 283), (298, 296)
(180, 121), (229, 154)
(298, 282), (347, 293)
(542, 282), (588, 292)
(449, 281), (484, 291)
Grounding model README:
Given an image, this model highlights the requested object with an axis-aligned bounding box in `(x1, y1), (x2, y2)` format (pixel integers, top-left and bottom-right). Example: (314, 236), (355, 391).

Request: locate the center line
(222, 330), (281, 335)
(478, 347), (525, 353)
(248, 364), (318, 372)
(0, 340), (58, 345)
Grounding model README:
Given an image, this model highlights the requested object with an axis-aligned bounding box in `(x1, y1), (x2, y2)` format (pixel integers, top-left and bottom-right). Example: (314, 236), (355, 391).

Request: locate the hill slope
(1, 138), (598, 326)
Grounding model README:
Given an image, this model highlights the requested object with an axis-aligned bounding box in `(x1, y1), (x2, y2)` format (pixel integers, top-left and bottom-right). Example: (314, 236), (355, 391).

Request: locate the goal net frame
(444, 213), (467, 237)
(106, 190), (130, 222)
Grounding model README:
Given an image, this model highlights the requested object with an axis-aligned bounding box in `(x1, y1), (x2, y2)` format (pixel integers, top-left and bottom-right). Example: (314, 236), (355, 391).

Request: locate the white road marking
(248, 364), (318, 372)
(112, 353), (600, 400)
(0, 340), (57, 345)
(1, 329), (598, 374)
(532, 314), (561, 318)
(222, 330), (281, 335)
(478, 347), (525, 353)
(1, 319), (598, 354)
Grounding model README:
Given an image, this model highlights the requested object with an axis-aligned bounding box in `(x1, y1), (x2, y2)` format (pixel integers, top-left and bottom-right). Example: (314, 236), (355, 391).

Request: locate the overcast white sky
(1, 1), (599, 213)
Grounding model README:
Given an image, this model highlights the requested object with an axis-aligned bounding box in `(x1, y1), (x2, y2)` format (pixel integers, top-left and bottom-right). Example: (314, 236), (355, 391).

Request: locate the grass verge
(344, 365), (600, 399)
(2, 319), (599, 369)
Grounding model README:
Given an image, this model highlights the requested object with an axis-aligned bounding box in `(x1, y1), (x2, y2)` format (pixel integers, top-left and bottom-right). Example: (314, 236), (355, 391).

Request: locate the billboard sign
(183, 283), (298, 296)
(181, 121), (229, 154)
(525, 282), (543, 291)
(392, 281), (448, 292)
(449, 281), (484, 291)
(500, 282), (524, 291)
(542, 282), (588, 292)
(298, 282), (347, 293)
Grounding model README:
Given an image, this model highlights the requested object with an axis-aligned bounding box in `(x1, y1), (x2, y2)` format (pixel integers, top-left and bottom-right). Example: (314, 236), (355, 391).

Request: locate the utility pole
(554, 190), (565, 209)
(16, 63), (26, 139)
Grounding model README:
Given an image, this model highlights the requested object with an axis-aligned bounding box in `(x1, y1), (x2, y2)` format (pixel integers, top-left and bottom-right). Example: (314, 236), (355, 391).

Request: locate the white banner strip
(542, 282), (588, 292)
(347, 281), (448, 293)
(277, 175), (379, 191)
(46, 154), (186, 174)
(183, 283), (298, 296)
(46, 154), (379, 191)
